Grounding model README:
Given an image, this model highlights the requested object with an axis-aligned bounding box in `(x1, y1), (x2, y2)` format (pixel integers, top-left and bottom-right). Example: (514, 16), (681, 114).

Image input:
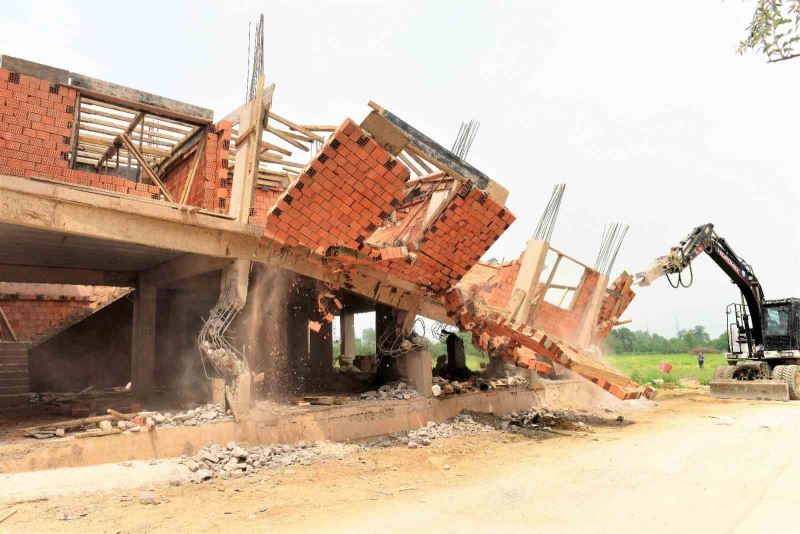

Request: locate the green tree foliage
(604, 325), (729, 354)
(739, 1), (800, 62)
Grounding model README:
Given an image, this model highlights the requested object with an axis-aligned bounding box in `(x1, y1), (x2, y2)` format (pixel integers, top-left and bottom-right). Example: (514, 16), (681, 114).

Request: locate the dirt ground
(1, 388), (798, 533)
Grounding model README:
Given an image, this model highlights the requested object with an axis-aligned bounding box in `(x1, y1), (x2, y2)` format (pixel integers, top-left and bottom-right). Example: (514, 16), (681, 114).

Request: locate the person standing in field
(697, 351), (704, 369)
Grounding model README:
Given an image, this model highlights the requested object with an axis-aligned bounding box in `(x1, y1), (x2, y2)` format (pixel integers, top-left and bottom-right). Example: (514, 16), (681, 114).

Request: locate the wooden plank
(68, 93), (82, 169)
(265, 125), (310, 151)
(119, 134), (174, 202)
(268, 111), (324, 142)
(407, 148), (433, 173)
(0, 305), (17, 342)
(229, 79), (274, 221)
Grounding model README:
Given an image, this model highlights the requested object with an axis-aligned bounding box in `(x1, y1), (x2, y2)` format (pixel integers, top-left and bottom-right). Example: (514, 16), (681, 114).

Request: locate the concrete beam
(0, 174), (447, 319)
(139, 254), (231, 288)
(0, 264), (136, 286)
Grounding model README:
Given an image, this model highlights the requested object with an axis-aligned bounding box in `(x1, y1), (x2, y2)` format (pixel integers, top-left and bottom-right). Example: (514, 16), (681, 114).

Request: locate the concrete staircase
(0, 342), (30, 407)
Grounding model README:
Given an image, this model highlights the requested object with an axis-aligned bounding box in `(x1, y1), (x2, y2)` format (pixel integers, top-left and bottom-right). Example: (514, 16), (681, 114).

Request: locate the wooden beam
(96, 112), (145, 169)
(0, 264), (137, 286)
(367, 101), (503, 196)
(268, 111), (324, 142)
(119, 134), (174, 202)
(266, 125), (310, 151)
(0, 305), (18, 342)
(155, 126), (205, 175)
(229, 79), (274, 222)
(179, 129), (207, 204)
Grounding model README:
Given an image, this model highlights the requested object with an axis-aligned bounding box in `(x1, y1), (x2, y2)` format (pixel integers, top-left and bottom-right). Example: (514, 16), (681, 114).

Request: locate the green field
(605, 353), (728, 386)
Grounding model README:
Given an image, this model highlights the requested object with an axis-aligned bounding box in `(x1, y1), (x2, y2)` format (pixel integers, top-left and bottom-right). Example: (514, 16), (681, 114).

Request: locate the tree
(739, 1), (800, 62)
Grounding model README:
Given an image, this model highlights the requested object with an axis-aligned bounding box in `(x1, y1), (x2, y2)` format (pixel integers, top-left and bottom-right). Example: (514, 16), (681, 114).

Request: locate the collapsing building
(0, 51), (652, 419)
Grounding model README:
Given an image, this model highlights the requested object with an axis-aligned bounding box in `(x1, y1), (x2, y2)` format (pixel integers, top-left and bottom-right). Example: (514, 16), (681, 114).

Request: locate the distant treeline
(604, 325), (728, 355)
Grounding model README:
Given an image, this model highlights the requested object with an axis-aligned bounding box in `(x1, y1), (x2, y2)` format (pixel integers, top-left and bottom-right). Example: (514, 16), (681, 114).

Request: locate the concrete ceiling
(0, 223), (182, 272)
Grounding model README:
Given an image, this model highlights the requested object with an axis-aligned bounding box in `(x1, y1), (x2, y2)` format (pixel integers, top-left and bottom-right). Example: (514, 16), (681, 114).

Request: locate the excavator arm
(634, 223), (766, 350)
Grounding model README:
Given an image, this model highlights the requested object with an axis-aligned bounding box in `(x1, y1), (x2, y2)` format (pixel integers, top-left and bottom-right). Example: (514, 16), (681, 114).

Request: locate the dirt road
(2, 390), (799, 533)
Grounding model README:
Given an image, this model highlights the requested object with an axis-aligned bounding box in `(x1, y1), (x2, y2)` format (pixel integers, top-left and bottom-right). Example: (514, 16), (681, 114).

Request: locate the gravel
(360, 381), (420, 401)
(176, 440), (353, 483)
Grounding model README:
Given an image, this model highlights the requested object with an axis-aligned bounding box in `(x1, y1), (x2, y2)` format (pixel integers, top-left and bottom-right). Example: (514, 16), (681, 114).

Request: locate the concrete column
(375, 304), (399, 382)
(446, 332), (467, 375)
(339, 311), (356, 366)
(309, 319), (333, 391)
(131, 286), (157, 398)
(399, 347), (432, 397)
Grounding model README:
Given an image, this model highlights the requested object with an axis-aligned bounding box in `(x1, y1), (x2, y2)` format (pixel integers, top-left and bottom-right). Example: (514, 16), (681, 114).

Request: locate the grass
(605, 353), (728, 386)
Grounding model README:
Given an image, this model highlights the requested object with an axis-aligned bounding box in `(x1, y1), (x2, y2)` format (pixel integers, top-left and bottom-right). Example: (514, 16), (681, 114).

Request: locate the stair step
(0, 385), (29, 394)
(0, 363), (28, 372)
(0, 378), (28, 388)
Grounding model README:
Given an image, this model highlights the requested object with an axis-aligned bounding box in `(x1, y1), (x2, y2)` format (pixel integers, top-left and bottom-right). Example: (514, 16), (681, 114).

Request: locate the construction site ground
(1, 388), (797, 533)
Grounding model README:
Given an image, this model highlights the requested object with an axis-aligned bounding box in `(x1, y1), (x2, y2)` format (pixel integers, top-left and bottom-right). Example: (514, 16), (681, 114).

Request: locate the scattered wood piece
(308, 320), (322, 333)
(302, 396), (347, 406)
(74, 429), (122, 439)
(0, 509), (17, 525)
(107, 408), (134, 421)
(23, 414), (115, 435)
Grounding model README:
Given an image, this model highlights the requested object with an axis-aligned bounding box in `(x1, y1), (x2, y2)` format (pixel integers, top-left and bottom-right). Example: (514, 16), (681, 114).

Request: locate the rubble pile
(499, 409), (592, 432)
(431, 374), (528, 397)
(360, 381), (419, 401)
(178, 440), (336, 482)
(154, 403), (233, 428)
(369, 413), (494, 448)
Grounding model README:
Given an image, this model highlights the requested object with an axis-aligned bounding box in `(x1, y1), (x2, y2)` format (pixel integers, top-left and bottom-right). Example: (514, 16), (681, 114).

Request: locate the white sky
(2, 1), (798, 338)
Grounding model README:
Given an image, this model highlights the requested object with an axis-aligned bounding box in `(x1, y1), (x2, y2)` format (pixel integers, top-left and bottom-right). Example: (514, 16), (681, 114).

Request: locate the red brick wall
(263, 119), (408, 253)
(0, 68), (162, 198)
(481, 261), (520, 309)
(532, 270), (600, 343)
(1, 297), (95, 342)
(250, 186), (285, 226)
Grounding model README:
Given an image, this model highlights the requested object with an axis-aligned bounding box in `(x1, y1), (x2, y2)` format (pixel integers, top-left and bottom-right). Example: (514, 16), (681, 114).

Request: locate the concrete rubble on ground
(175, 440), (352, 483)
(499, 408), (607, 432)
(360, 381), (419, 401)
(367, 414), (494, 449)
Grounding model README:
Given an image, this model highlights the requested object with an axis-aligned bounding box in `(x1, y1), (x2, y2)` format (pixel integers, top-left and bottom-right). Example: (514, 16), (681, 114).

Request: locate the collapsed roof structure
(0, 50), (653, 413)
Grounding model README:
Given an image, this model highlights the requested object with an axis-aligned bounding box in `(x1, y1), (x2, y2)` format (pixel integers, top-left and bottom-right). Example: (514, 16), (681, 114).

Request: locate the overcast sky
(2, 1), (798, 338)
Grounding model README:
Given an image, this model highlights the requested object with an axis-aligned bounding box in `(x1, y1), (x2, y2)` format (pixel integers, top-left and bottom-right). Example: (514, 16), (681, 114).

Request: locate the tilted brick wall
(531, 269), (601, 344)
(0, 68), (162, 198)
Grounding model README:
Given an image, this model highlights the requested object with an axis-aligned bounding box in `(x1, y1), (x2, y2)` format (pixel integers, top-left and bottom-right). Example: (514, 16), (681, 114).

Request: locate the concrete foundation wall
(0, 380), (594, 474)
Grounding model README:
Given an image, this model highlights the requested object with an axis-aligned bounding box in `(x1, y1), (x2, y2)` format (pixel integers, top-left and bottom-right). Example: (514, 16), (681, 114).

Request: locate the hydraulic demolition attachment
(636, 223), (800, 400)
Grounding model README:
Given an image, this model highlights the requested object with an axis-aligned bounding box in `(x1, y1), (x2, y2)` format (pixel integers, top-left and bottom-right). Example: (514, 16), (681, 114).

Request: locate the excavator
(636, 223), (800, 401)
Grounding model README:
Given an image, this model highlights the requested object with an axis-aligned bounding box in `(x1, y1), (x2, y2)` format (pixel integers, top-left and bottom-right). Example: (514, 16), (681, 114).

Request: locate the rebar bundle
(246, 14), (265, 102)
(532, 183), (565, 242)
(451, 120), (480, 160)
(595, 222), (629, 278)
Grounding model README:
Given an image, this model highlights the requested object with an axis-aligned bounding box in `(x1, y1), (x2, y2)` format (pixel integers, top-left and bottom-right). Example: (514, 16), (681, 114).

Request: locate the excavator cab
(762, 299), (800, 355)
